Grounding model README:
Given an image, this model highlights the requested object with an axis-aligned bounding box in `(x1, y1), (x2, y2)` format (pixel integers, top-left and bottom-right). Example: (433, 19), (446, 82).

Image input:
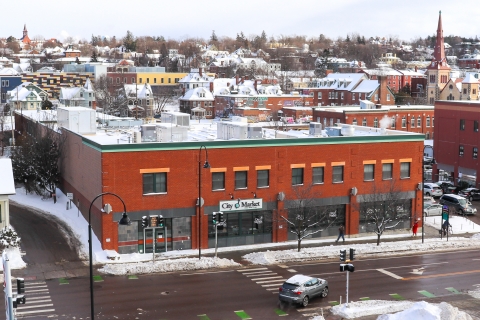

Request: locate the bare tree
(354, 180), (412, 246)
(280, 185), (339, 252)
(94, 75), (128, 117)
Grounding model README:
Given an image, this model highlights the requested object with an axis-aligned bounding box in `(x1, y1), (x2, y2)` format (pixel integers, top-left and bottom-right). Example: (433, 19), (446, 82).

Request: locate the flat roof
(17, 109), (424, 151)
(313, 105), (434, 113)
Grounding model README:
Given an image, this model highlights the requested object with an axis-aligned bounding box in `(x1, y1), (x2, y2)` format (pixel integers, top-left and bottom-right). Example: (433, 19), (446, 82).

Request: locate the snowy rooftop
(17, 109), (423, 147)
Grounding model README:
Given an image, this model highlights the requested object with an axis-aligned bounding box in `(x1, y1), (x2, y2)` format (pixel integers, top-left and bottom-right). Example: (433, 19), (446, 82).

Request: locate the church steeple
(23, 24), (28, 39)
(427, 11), (449, 70)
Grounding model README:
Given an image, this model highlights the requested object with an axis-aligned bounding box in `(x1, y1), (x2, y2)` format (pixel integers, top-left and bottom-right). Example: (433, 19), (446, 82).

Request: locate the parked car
(458, 188), (480, 201)
(439, 194), (477, 215)
(423, 203), (443, 216)
(279, 275), (328, 307)
(437, 181), (454, 193)
(423, 183), (443, 198)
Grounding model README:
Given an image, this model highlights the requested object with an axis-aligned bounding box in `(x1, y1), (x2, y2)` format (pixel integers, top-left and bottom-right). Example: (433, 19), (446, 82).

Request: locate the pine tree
(210, 30), (218, 42)
(90, 51), (98, 62)
(75, 57), (81, 64)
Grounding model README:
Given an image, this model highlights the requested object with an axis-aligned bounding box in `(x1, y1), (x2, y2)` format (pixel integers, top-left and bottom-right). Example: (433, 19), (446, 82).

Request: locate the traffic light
(212, 212), (217, 225)
(349, 248), (355, 261)
(158, 215), (164, 227)
(340, 249), (346, 262)
(218, 212), (224, 230)
(17, 278), (25, 294)
(141, 216), (148, 228)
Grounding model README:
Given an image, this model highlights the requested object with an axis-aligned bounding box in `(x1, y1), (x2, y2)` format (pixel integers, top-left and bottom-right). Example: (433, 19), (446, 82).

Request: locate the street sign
(442, 205), (449, 220)
(67, 193), (73, 200)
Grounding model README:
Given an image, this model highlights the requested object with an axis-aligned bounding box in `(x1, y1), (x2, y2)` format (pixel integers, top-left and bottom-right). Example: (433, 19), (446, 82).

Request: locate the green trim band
(83, 134), (424, 153)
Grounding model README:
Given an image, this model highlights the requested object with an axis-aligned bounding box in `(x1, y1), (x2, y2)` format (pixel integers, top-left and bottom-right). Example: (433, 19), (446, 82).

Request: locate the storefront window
(208, 211), (272, 238)
(287, 205), (346, 240)
(358, 200), (411, 233)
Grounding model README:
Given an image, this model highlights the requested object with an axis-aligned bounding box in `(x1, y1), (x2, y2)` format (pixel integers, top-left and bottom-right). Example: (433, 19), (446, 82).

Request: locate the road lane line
(403, 269), (480, 280)
(180, 270), (234, 276)
(446, 287), (461, 294)
(308, 262), (449, 277)
(16, 309), (55, 316)
(262, 283), (285, 287)
(243, 270), (275, 275)
(377, 269), (404, 280)
(15, 303), (53, 310)
(251, 276), (283, 281)
(237, 267), (268, 272)
(256, 278), (286, 284)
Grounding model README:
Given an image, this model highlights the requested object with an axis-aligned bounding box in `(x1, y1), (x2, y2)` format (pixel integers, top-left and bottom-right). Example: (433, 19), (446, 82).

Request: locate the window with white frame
(352, 118), (357, 125)
(400, 162), (410, 178)
(312, 167), (324, 184)
(212, 172), (225, 190)
(402, 116), (406, 128)
(332, 166), (344, 183)
(426, 116), (430, 127)
(391, 116), (396, 128)
(143, 173), (167, 194)
(374, 118), (378, 128)
(417, 117), (421, 127)
(382, 163), (393, 180)
(362, 118), (367, 126)
(411, 117), (415, 128)
(364, 164), (374, 181)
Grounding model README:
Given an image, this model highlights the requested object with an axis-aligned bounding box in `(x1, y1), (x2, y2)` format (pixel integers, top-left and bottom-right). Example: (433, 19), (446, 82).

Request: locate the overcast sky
(8, 1), (480, 44)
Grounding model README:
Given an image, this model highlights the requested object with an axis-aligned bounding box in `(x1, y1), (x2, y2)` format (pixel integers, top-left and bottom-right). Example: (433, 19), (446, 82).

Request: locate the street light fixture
(88, 192), (131, 320)
(198, 145), (210, 260)
(422, 145), (435, 244)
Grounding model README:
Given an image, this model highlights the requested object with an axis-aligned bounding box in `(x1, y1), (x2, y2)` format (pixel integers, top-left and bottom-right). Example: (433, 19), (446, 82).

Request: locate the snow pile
(331, 300), (471, 320)
(243, 237), (480, 265)
(99, 257), (240, 275)
(425, 215), (480, 234)
(377, 301), (472, 320)
(331, 300), (413, 319)
(468, 287), (480, 299)
(0, 247), (26, 271)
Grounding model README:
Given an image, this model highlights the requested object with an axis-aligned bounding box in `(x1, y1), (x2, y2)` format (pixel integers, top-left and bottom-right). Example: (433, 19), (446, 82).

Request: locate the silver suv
(279, 275), (328, 307)
(424, 183), (443, 198)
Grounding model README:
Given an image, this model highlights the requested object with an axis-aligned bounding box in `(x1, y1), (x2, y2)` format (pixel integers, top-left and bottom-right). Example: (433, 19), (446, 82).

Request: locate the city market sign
(220, 198), (263, 212)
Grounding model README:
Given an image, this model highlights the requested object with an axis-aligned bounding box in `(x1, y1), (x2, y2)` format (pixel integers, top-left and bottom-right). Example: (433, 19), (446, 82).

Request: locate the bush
(0, 226), (21, 249)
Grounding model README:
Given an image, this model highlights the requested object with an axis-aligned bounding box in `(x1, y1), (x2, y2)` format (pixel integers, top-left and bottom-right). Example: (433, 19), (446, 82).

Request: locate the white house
(0, 159), (15, 229)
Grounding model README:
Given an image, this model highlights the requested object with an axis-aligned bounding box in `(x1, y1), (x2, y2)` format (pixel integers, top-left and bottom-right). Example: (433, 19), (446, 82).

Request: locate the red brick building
(16, 110), (424, 254)
(434, 100), (480, 185)
(313, 104), (435, 138)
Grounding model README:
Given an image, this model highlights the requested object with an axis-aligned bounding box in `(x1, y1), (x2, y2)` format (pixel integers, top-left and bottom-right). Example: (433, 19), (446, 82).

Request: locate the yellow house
(137, 72), (188, 86)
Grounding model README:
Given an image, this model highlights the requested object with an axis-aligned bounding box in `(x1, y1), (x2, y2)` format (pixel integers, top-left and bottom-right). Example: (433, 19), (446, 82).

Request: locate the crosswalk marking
(262, 283), (285, 287)
(243, 271), (274, 276)
(251, 276), (283, 281)
(245, 272), (277, 277)
(15, 280), (55, 319)
(237, 267), (268, 272)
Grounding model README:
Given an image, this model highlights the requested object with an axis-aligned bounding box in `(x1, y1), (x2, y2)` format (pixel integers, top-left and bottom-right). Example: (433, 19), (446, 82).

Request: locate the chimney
(254, 80), (258, 91)
(415, 66), (418, 72)
(236, 75), (239, 85)
(199, 68), (203, 77)
(210, 82), (213, 92)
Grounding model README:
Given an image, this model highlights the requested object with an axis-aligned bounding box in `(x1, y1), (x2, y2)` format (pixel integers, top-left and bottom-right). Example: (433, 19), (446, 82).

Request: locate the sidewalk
(10, 225), (470, 280)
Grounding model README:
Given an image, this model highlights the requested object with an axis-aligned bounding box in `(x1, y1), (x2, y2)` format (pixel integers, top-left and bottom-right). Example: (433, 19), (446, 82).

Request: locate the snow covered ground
(7, 186), (480, 319)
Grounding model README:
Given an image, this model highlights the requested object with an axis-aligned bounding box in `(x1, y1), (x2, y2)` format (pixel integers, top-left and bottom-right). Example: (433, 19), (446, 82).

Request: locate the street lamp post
(422, 145), (434, 244)
(198, 145), (210, 260)
(88, 192), (131, 320)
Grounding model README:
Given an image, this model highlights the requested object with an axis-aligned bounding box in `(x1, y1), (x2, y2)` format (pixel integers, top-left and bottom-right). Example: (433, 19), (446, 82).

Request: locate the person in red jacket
(412, 219), (419, 237)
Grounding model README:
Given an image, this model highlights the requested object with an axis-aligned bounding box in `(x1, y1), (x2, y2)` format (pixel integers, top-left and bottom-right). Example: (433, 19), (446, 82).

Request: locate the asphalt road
(14, 249), (480, 319)
(9, 202), (82, 265)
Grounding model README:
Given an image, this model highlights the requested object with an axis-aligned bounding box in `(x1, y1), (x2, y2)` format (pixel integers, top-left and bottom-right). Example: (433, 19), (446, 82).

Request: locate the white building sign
(219, 198), (263, 212)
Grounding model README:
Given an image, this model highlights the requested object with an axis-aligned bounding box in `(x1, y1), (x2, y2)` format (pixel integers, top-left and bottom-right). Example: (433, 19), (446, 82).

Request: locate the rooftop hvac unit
(325, 127), (342, 137)
(140, 124), (157, 142)
(247, 126), (262, 139)
(133, 131), (142, 143)
(309, 122), (322, 136)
